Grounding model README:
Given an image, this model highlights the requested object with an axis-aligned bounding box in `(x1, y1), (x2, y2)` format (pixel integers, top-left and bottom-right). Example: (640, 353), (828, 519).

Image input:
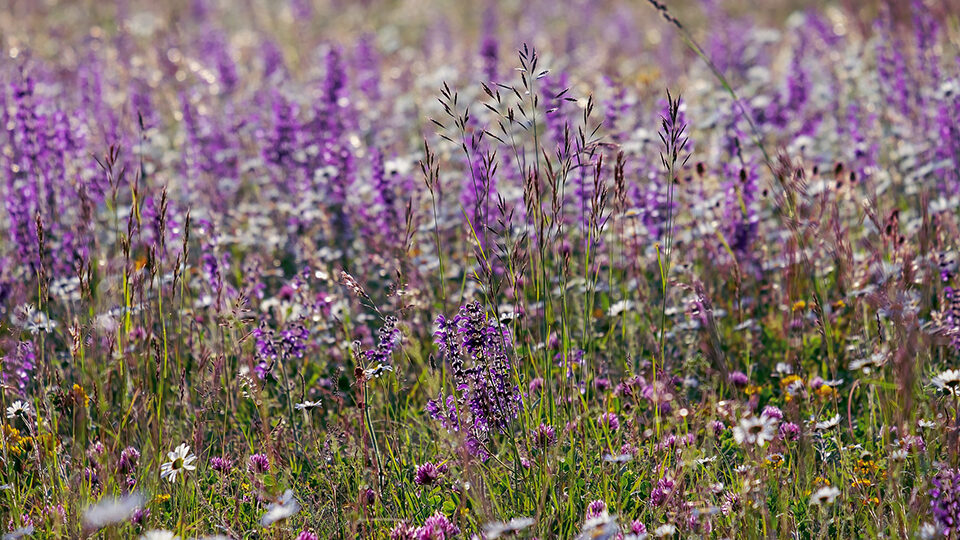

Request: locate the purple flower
(586, 499), (607, 519)
(252, 319), (309, 379)
(761, 406), (783, 421)
(930, 468), (960, 536)
(414, 462), (442, 486)
(1, 341), (36, 392)
(534, 423), (556, 448)
(427, 302), (522, 459)
(650, 476), (675, 507)
(419, 512), (460, 539)
(727, 371), (749, 388)
(296, 532), (319, 540)
(364, 315), (400, 368)
(779, 422), (800, 442)
(598, 412), (620, 432)
(118, 446), (140, 474)
(210, 456), (233, 474)
(248, 453), (270, 474)
(131, 507), (149, 526)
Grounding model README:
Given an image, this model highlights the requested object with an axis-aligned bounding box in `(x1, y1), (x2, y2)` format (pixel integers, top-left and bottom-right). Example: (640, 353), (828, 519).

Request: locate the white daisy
(2, 526), (34, 540)
(607, 300), (635, 318)
(484, 517), (535, 539)
(814, 414), (841, 431)
(260, 489), (300, 527)
(652, 524), (677, 537)
(574, 511), (619, 540)
(732, 415), (778, 447)
(160, 443), (197, 483)
(809, 486), (841, 506)
(5, 400), (31, 419)
(932, 369), (960, 396)
(83, 492), (144, 529)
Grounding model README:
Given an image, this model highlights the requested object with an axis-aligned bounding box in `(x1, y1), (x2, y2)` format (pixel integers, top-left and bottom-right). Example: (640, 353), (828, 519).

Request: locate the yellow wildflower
(72, 384), (90, 407)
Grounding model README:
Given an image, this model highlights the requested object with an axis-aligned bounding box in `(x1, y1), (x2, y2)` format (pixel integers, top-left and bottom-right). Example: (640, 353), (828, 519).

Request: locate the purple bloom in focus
(210, 456), (233, 474)
(414, 462), (442, 486)
(650, 476), (675, 507)
(426, 302), (522, 459)
(586, 499), (607, 519)
(761, 405), (783, 421)
(779, 422), (800, 442)
(248, 453), (270, 474)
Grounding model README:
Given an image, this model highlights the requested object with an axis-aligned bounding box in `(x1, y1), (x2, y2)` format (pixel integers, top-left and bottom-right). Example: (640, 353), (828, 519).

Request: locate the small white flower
(484, 517), (535, 539)
(918, 419), (936, 429)
(607, 300), (635, 318)
(809, 486), (841, 506)
(260, 489), (300, 527)
(13, 304), (57, 334)
(732, 415), (778, 447)
(160, 443), (197, 483)
(139, 530), (180, 540)
(652, 524), (677, 537)
(2, 525), (34, 540)
(918, 522), (939, 540)
(814, 414), (841, 431)
(294, 400), (322, 411)
(83, 492), (144, 529)
(932, 369), (960, 396)
(775, 362), (793, 376)
(363, 363), (393, 379)
(575, 511), (619, 540)
(5, 400), (31, 419)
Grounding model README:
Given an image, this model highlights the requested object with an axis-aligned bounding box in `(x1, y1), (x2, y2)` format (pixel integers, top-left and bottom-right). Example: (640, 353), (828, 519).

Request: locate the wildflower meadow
(1, 0), (960, 537)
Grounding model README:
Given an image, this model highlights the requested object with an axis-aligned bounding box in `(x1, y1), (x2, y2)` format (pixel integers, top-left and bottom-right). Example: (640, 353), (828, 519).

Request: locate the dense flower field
(1, 0), (959, 537)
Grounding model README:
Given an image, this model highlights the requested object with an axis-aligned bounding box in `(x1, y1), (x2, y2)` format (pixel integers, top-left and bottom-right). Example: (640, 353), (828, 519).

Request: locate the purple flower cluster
(248, 453), (270, 474)
(1, 340), (35, 392)
(252, 319), (309, 379)
(413, 461), (447, 486)
(390, 511), (460, 539)
(427, 302), (522, 458)
(930, 468), (960, 535)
